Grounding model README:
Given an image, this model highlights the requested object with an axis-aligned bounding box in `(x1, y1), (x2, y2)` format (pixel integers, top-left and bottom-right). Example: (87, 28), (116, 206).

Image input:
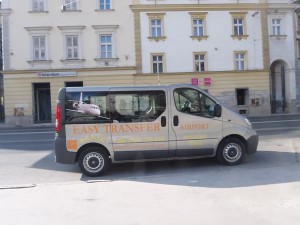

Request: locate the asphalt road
(0, 116), (300, 225)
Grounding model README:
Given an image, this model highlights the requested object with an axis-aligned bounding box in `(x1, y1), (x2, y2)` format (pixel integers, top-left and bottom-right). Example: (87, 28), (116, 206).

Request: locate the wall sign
(38, 71), (77, 77)
(204, 77), (212, 86)
(191, 78), (199, 86)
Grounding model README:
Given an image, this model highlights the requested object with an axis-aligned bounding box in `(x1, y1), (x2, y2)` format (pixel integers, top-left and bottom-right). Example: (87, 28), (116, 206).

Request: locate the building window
(63, 0), (79, 11)
(32, 0), (46, 11)
(33, 36), (46, 60)
(100, 35), (113, 58)
(147, 13), (166, 41)
(234, 51), (247, 70)
(194, 53), (207, 72)
(190, 12), (208, 41)
(298, 15), (300, 32)
(151, 19), (162, 37)
(236, 89), (249, 106)
(100, 0), (111, 10)
(92, 25), (118, 66)
(193, 19), (204, 36)
(151, 54), (164, 73)
(272, 18), (281, 35)
(230, 12), (248, 40)
(234, 18), (244, 35)
(66, 35), (79, 59)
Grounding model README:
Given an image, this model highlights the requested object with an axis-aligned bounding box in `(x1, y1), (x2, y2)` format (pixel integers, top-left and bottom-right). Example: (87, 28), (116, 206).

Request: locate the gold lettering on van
(180, 123), (208, 130)
(73, 125), (99, 135)
(103, 123), (161, 134)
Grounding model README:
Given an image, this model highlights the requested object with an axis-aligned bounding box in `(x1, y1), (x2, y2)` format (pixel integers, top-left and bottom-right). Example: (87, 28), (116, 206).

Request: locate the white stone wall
(3, 0), (135, 71)
(140, 10), (264, 73)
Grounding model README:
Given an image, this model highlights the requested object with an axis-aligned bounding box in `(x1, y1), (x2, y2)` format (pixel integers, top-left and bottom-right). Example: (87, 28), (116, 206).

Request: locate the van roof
(65, 83), (199, 92)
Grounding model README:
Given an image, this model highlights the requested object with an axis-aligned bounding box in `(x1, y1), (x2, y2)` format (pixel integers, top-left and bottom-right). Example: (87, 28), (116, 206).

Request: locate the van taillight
(56, 104), (61, 133)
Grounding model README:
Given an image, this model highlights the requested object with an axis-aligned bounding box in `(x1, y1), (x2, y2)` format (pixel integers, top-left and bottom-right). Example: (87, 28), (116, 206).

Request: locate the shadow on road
(31, 150), (300, 188)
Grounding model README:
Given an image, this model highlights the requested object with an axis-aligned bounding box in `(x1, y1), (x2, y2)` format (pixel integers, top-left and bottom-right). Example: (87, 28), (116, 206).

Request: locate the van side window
(109, 91), (166, 123)
(174, 88), (216, 117)
(65, 91), (110, 123)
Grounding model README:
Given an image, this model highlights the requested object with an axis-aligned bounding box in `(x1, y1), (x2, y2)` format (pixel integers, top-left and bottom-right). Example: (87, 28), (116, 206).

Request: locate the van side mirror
(214, 104), (222, 117)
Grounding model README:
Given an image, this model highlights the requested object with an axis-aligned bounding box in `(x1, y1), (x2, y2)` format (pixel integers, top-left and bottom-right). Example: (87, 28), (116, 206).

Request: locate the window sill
(269, 35), (287, 40)
(148, 36), (167, 42)
(27, 60), (52, 67)
(94, 57), (119, 66)
(28, 11), (49, 13)
(190, 35), (209, 41)
(61, 10), (82, 13)
(231, 35), (249, 40)
(95, 9), (115, 12)
(61, 59), (85, 67)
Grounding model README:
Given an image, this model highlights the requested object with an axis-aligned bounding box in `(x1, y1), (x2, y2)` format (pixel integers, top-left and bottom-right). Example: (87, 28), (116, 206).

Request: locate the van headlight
(245, 118), (252, 128)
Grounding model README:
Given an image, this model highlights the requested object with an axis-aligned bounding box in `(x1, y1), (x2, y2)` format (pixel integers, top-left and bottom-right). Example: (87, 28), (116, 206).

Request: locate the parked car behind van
(55, 84), (258, 177)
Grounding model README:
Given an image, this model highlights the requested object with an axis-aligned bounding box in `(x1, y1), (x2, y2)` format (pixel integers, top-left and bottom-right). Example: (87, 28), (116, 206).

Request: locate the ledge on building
(27, 60), (52, 68)
(94, 57), (119, 66)
(190, 35), (209, 41)
(28, 11), (49, 14)
(60, 59), (85, 67)
(147, 36), (167, 42)
(269, 35), (287, 40)
(94, 9), (115, 12)
(61, 9), (82, 13)
(231, 35), (249, 40)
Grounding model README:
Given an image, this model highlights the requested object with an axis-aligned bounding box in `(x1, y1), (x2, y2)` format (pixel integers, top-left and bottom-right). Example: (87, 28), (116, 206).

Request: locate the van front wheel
(217, 138), (246, 165)
(78, 147), (110, 177)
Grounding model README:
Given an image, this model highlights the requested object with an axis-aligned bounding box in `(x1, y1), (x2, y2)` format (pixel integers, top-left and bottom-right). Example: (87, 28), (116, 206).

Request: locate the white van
(55, 84), (258, 177)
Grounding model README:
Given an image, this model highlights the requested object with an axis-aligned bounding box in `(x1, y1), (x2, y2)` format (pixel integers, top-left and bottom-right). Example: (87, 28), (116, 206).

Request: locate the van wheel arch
(216, 135), (247, 165)
(76, 143), (111, 163)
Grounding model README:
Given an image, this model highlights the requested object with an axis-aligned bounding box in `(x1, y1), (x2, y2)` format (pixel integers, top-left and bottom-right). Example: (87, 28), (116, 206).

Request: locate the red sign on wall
(191, 78), (199, 86)
(204, 77), (212, 86)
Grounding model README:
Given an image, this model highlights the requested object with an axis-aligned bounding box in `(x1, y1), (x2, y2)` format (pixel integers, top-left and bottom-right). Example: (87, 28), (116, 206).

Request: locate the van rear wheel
(217, 138), (246, 165)
(78, 147), (110, 177)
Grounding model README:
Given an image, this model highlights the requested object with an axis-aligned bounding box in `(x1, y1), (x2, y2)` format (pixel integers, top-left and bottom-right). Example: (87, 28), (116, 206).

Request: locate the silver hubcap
(83, 152), (104, 173)
(223, 143), (242, 163)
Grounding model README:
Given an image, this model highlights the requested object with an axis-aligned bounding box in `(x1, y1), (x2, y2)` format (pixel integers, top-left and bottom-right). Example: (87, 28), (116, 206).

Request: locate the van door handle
(161, 116), (166, 127)
(173, 115), (179, 126)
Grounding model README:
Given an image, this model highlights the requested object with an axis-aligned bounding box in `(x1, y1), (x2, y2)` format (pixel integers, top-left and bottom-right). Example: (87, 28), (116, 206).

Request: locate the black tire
(78, 147), (111, 177)
(216, 138), (246, 165)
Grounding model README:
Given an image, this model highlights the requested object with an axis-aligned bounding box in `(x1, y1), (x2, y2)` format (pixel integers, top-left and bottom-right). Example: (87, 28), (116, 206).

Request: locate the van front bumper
(246, 134), (259, 154)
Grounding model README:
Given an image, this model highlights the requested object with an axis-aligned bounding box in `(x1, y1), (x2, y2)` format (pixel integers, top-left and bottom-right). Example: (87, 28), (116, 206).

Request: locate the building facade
(0, 0), (136, 125)
(267, 0), (298, 113)
(131, 0), (271, 116)
(1, 0), (299, 125)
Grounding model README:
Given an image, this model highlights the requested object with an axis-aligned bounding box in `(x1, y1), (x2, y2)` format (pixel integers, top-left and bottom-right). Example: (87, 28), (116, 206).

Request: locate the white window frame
(147, 13), (166, 41)
(234, 52), (247, 71)
(194, 52), (207, 72)
(58, 26), (85, 66)
(32, 0), (46, 11)
(92, 25), (119, 66)
(100, 34), (113, 58)
(151, 19), (162, 38)
(193, 19), (204, 37)
(151, 54), (165, 74)
(65, 35), (80, 59)
(234, 18), (244, 35)
(32, 35), (47, 60)
(99, 0), (111, 10)
(272, 18), (281, 36)
(25, 26), (52, 67)
(63, 0), (79, 11)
